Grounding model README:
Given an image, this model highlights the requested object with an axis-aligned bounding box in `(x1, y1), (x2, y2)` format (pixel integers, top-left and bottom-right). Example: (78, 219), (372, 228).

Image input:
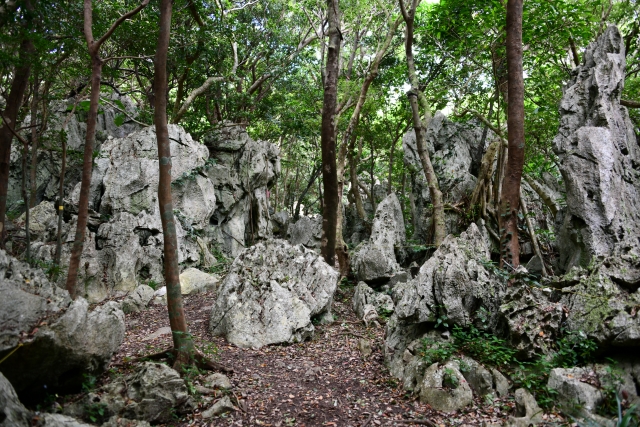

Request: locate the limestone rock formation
(403, 112), (483, 240)
(32, 125), (217, 302)
(352, 282), (394, 320)
(419, 360), (473, 412)
(0, 372), (31, 427)
(287, 215), (323, 251)
(64, 362), (193, 424)
(209, 239), (339, 348)
(554, 25), (640, 271)
(204, 124), (280, 257)
(0, 250), (124, 399)
(352, 194), (406, 284)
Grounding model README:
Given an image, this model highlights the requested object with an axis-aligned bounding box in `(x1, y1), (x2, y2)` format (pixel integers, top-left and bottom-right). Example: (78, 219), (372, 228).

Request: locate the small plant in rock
(147, 279), (159, 290)
(442, 367), (459, 389)
(84, 402), (108, 424)
(420, 337), (456, 365)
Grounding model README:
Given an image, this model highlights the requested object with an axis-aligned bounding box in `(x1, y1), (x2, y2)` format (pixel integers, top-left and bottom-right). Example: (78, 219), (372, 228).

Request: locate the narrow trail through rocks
(110, 285), (560, 427)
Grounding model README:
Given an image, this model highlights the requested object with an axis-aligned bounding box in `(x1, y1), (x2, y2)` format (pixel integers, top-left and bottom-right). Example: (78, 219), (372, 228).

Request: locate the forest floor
(104, 283), (568, 427)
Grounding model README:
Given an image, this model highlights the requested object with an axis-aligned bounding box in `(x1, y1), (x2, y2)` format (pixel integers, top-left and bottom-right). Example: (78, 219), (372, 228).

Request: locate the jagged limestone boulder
(287, 215), (323, 250)
(352, 282), (394, 320)
(121, 285), (155, 314)
(403, 112), (483, 240)
(209, 239), (339, 348)
(419, 360), (473, 412)
(499, 285), (565, 358)
(179, 268), (219, 295)
(64, 362), (192, 424)
(0, 372), (31, 427)
(352, 194), (406, 284)
(0, 250), (124, 399)
(204, 124), (280, 257)
(554, 25), (640, 271)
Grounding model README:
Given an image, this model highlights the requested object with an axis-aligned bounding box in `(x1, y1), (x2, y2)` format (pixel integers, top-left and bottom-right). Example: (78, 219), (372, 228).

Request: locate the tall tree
(399, 0), (446, 247)
(320, 0), (341, 266)
(500, 0), (525, 269)
(64, 0), (149, 298)
(0, 0), (36, 248)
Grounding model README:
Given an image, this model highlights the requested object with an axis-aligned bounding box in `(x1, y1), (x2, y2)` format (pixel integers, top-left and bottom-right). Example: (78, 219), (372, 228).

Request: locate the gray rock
(204, 124), (280, 257)
(100, 416), (152, 427)
(352, 282), (394, 320)
(491, 368), (510, 397)
(271, 210), (290, 237)
(459, 357), (493, 397)
(0, 372), (32, 427)
(499, 285), (565, 358)
(554, 25), (640, 271)
(16, 201), (59, 242)
(352, 194), (406, 284)
(0, 250), (125, 399)
(547, 367), (603, 414)
(287, 215), (323, 250)
(419, 361), (473, 412)
(201, 396), (235, 418)
(403, 112), (483, 240)
(357, 339), (373, 359)
(506, 388), (543, 427)
(66, 362), (192, 424)
(41, 413), (94, 427)
(179, 268), (219, 295)
(121, 285), (155, 314)
(393, 223), (504, 327)
(204, 373), (232, 389)
(209, 239), (339, 348)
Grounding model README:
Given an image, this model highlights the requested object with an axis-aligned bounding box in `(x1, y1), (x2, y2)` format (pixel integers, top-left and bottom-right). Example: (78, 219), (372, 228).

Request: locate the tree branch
(96, 0), (150, 50)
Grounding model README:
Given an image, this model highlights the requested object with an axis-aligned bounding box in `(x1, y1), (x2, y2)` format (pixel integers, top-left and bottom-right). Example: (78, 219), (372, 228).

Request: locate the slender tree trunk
(55, 130), (67, 265)
(155, 0), (196, 368)
(499, 0), (525, 269)
(65, 0), (149, 298)
(29, 78), (41, 208)
(349, 142), (366, 221)
(0, 38), (34, 248)
(320, 0), (341, 266)
(399, 0), (445, 247)
(21, 125), (30, 261)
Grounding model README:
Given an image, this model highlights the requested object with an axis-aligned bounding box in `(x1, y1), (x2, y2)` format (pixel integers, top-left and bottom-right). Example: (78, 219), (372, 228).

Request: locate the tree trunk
(320, 0), (341, 266)
(0, 38), (34, 248)
(29, 78), (41, 208)
(499, 0), (525, 269)
(399, 0), (445, 247)
(65, 0), (149, 298)
(55, 130), (67, 266)
(155, 0), (197, 369)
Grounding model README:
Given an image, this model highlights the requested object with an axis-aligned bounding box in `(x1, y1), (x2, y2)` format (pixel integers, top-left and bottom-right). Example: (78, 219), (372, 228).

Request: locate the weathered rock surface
(204, 124), (280, 257)
(403, 112), (483, 240)
(7, 95), (142, 212)
(179, 267), (219, 295)
(65, 362), (192, 424)
(287, 215), (323, 250)
(419, 360), (473, 412)
(0, 372), (31, 427)
(499, 285), (565, 358)
(352, 194), (406, 284)
(385, 224), (505, 388)
(209, 239), (339, 348)
(506, 388), (543, 427)
(32, 125), (217, 302)
(201, 396), (235, 418)
(352, 282), (394, 320)
(547, 367), (603, 414)
(0, 250), (125, 399)
(121, 285), (155, 314)
(554, 25), (640, 271)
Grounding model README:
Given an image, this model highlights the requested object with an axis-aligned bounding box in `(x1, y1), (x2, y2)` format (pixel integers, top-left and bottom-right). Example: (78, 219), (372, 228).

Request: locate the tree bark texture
(320, 0), (341, 266)
(0, 38), (34, 248)
(500, 0), (525, 269)
(155, 0), (196, 366)
(65, 0), (149, 298)
(399, 0), (445, 247)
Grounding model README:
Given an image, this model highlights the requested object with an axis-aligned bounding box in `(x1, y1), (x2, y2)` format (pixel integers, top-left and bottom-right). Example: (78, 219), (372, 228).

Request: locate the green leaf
(114, 114), (125, 127)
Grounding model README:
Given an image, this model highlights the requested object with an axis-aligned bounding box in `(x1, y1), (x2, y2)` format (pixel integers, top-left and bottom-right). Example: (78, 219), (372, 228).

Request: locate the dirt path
(110, 285), (560, 427)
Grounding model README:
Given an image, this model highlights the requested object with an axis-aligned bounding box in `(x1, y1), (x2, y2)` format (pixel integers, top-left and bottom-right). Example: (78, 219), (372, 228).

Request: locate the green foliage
(84, 402), (108, 424)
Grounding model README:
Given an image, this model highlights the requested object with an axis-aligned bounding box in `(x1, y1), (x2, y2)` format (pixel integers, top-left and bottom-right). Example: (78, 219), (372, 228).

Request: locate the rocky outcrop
(287, 215), (323, 250)
(64, 362), (193, 424)
(352, 282), (394, 321)
(204, 124), (280, 257)
(0, 372), (31, 427)
(0, 250), (124, 400)
(209, 239), (339, 348)
(121, 285), (155, 314)
(31, 125), (217, 302)
(352, 194), (406, 284)
(419, 360), (473, 412)
(403, 112), (483, 240)
(554, 25), (640, 271)
(385, 224), (504, 388)
(7, 95), (142, 212)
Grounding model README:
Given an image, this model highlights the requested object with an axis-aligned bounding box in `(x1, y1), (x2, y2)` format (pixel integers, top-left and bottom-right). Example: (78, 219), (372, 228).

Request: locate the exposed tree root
(133, 347), (233, 374)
